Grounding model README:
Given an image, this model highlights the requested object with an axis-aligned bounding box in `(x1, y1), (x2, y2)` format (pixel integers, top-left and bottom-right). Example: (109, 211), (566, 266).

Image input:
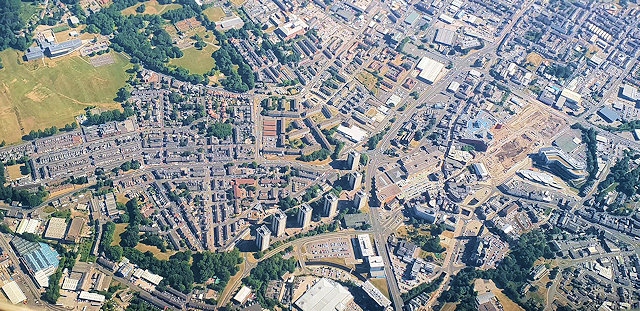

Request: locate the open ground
(0, 49), (129, 144)
(122, 0), (182, 16)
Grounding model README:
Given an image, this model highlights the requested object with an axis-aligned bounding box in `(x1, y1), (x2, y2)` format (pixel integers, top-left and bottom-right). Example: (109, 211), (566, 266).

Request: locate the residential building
(346, 151), (360, 171)
(323, 193), (339, 217)
(354, 191), (367, 210)
(271, 210), (287, 237)
(347, 171), (362, 191)
(256, 225), (271, 251)
(297, 204), (312, 229)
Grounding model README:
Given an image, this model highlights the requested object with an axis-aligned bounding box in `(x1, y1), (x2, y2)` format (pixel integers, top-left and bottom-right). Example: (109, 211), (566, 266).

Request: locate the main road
(363, 1), (534, 308)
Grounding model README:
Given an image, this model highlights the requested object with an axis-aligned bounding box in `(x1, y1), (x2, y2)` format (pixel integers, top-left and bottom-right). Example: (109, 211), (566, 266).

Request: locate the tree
(135, 3), (145, 13)
(105, 245), (123, 261)
(0, 0), (30, 52)
(206, 122), (233, 139)
(116, 87), (131, 102)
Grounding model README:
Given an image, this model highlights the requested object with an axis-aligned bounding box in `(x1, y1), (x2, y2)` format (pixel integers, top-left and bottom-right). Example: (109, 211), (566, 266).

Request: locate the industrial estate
(0, 0), (640, 310)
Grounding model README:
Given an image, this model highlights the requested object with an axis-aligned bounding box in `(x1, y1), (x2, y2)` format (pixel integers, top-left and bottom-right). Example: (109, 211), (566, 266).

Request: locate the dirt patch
(474, 279), (525, 311)
(526, 52), (544, 67)
(135, 244), (176, 261)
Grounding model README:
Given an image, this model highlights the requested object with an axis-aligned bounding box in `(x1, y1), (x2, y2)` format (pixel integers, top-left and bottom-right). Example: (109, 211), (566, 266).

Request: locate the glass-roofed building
(10, 237), (60, 288)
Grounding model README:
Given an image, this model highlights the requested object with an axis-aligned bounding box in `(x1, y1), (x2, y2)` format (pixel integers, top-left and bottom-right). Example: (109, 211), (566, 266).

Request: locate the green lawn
(169, 44), (218, 75)
(122, 0), (182, 15)
(0, 49), (130, 143)
(203, 6), (226, 22)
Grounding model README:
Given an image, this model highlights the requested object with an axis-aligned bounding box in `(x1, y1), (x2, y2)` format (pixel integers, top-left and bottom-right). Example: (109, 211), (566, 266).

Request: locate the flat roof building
(537, 147), (587, 181)
(405, 11), (420, 25)
(44, 217), (67, 240)
(362, 280), (391, 307)
(65, 217), (84, 243)
(354, 191), (367, 210)
(79, 291), (105, 303)
(323, 193), (339, 217)
(215, 16), (244, 30)
(298, 204), (313, 229)
(347, 171), (362, 191)
(234, 286), (252, 304)
(11, 237), (60, 287)
(256, 225), (271, 251)
(295, 278), (353, 311)
(619, 84), (639, 102)
(598, 107), (619, 123)
(357, 234), (375, 257)
(275, 18), (308, 41)
(434, 28), (456, 46)
(16, 219), (41, 235)
(473, 163), (489, 179)
(343, 213), (368, 228)
(416, 57), (445, 84)
(346, 150), (360, 171)
(447, 81), (460, 93)
(367, 256), (385, 278)
(337, 125), (367, 143)
(272, 210), (287, 237)
(2, 281), (27, 304)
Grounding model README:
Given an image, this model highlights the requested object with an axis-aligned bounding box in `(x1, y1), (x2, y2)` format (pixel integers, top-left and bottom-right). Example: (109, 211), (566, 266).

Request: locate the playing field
(229, 0), (246, 6)
(122, 0), (182, 15)
(203, 6), (226, 22)
(169, 43), (219, 75)
(0, 49), (129, 144)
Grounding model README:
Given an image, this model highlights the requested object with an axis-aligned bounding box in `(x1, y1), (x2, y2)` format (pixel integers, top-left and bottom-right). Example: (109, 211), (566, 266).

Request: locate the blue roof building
(598, 107), (620, 123)
(11, 237), (59, 287)
(25, 47), (45, 61)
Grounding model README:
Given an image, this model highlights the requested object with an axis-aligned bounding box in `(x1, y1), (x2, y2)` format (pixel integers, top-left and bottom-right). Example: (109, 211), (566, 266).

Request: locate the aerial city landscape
(0, 0), (639, 310)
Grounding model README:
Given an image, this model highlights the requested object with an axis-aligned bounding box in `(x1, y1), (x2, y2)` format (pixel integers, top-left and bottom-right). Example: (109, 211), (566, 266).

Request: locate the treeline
(22, 122), (78, 141)
(0, 0), (30, 52)
(100, 222), (124, 261)
(84, 107), (135, 126)
(571, 124), (599, 194)
(211, 43), (255, 93)
(297, 148), (330, 162)
(119, 160), (141, 172)
(161, 0), (202, 23)
(140, 233), (167, 252)
(191, 249), (243, 291)
(323, 128), (345, 160)
(206, 122), (234, 139)
(407, 224), (446, 253)
(544, 63), (575, 80)
(243, 253), (297, 308)
(85, 0), (205, 85)
(0, 162), (47, 207)
(597, 154), (640, 213)
(439, 230), (552, 311)
(367, 129), (388, 150)
(402, 273), (444, 301)
(119, 199), (143, 248)
(124, 248), (195, 293)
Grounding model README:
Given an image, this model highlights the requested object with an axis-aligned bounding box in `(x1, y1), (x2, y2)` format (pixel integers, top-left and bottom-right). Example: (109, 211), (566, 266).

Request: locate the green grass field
(203, 6), (226, 22)
(0, 49), (130, 143)
(19, 2), (41, 23)
(169, 44), (218, 75)
(122, 0), (182, 16)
